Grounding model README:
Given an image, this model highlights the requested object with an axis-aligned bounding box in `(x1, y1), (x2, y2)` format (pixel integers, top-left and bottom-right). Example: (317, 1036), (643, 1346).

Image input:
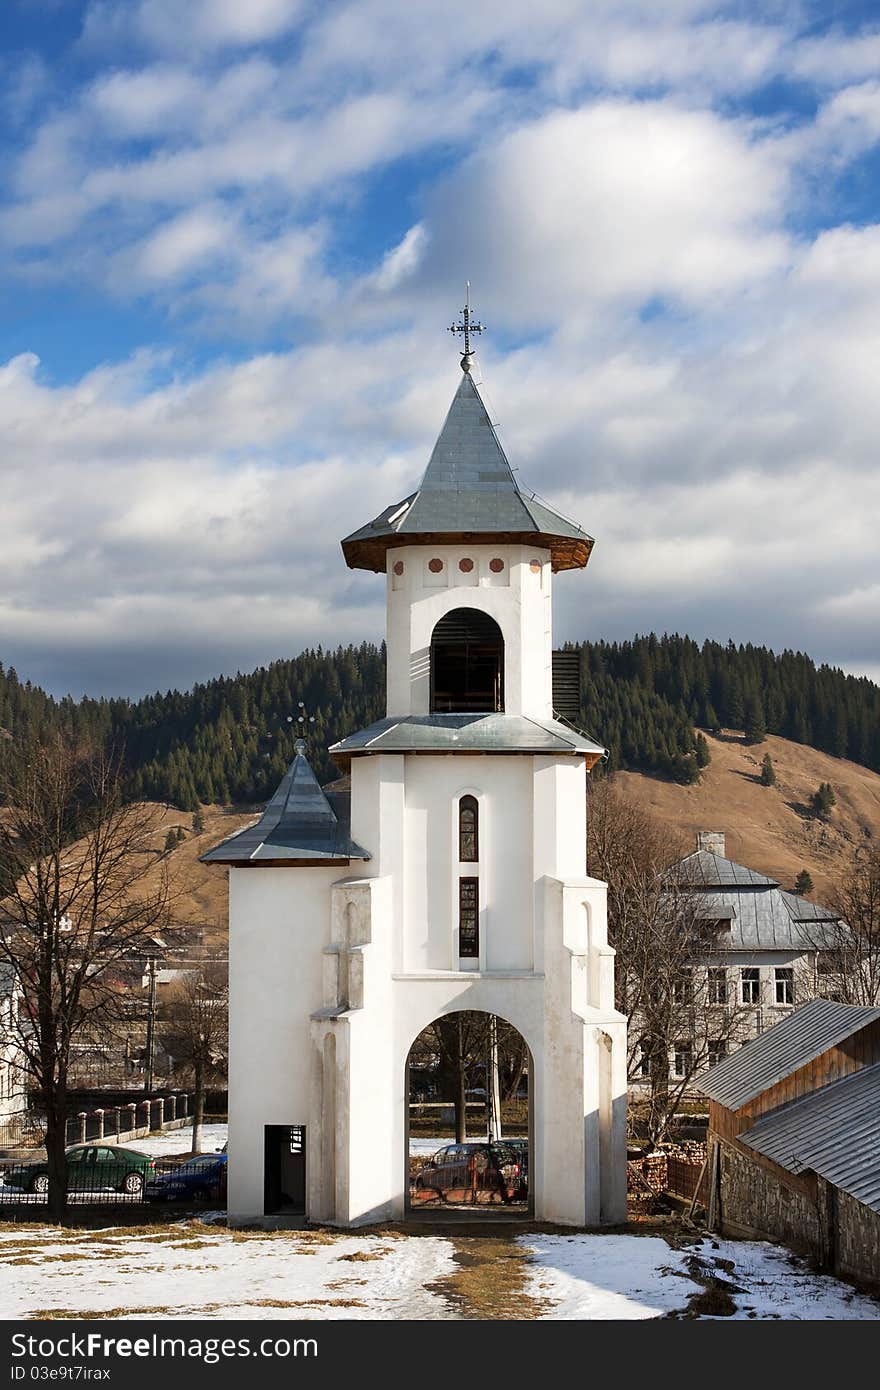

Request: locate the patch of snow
(117, 1124), (227, 1157)
(518, 1234), (880, 1320)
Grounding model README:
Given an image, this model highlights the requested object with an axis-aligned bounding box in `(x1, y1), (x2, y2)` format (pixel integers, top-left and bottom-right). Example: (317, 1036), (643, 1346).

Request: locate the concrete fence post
(168, 1095), (177, 1122)
(77, 1112), (87, 1144)
(140, 1099), (152, 1132)
(126, 1102), (137, 1137)
(113, 1106), (121, 1139)
(95, 1109), (104, 1141)
(156, 1097), (165, 1130)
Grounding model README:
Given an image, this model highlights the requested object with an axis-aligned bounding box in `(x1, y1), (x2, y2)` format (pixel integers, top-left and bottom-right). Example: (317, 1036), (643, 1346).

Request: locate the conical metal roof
(341, 368), (593, 572)
(200, 743), (370, 866)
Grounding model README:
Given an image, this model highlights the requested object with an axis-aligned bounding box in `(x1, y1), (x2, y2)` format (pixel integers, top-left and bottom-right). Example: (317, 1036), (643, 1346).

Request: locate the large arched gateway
(406, 1010), (532, 1216)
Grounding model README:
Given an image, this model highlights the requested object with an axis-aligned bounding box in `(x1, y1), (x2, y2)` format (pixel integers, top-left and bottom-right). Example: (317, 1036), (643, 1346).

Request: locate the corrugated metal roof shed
(698, 998), (880, 1110)
(341, 370), (593, 572)
(329, 711), (605, 758)
(740, 1062), (880, 1213)
(201, 745), (369, 865)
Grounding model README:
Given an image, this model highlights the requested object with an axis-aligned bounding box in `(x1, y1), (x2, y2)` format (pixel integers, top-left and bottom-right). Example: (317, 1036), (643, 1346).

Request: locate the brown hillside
(613, 730), (880, 899)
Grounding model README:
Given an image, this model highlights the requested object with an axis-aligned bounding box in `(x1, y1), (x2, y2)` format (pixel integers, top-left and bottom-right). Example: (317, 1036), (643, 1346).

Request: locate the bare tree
(821, 845), (880, 1007)
(587, 778), (750, 1148)
(0, 735), (171, 1220)
(410, 1011), (527, 1142)
(158, 964), (228, 1154)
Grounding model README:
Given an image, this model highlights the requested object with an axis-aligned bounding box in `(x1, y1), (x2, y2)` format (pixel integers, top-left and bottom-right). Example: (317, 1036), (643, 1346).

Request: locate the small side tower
(208, 298), (627, 1229)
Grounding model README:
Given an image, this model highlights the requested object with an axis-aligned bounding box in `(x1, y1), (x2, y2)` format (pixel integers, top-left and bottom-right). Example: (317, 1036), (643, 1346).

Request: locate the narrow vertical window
(459, 795), (478, 862)
(458, 877), (479, 958)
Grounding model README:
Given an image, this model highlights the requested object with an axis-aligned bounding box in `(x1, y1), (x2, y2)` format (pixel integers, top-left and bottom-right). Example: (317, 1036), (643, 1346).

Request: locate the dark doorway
(430, 608), (504, 713)
(264, 1125), (306, 1214)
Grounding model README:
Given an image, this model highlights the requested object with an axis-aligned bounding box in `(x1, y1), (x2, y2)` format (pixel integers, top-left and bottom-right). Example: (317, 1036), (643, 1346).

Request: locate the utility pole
(487, 1014), (502, 1142)
(144, 955), (157, 1094)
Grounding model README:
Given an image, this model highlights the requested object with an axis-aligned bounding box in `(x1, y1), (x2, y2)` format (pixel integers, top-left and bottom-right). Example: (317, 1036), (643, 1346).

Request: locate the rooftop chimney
(697, 831), (725, 857)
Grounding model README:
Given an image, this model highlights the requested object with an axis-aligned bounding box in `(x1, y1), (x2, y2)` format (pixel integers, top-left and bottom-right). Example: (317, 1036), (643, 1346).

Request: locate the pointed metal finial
(448, 281), (485, 370)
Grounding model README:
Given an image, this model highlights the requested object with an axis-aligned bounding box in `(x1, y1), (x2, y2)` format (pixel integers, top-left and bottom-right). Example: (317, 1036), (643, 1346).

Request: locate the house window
(708, 967), (728, 1005)
(673, 1041), (693, 1078)
(458, 877), (479, 959)
(674, 968), (693, 1005)
(459, 796), (478, 863)
(707, 1040), (727, 1068)
(775, 968), (794, 1005)
(741, 968), (760, 1005)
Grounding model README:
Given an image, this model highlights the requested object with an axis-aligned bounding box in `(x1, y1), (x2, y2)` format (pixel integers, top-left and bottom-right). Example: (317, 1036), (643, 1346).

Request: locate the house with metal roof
(630, 831), (848, 1091)
(698, 998), (880, 1287)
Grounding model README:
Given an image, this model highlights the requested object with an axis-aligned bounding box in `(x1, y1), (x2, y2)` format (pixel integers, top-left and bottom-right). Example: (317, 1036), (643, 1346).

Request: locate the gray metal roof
(698, 998), (880, 1110)
(201, 744), (370, 865)
(329, 711), (605, 759)
(671, 851), (844, 951)
(677, 850), (779, 887)
(341, 370), (593, 572)
(740, 1062), (880, 1213)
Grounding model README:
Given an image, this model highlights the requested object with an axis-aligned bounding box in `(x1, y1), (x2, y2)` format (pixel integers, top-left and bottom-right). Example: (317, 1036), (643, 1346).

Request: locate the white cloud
(82, 0), (305, 54)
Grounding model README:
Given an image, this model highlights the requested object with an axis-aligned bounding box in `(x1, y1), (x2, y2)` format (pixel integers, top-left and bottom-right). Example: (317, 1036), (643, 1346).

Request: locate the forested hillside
(1, 635), (878, 809)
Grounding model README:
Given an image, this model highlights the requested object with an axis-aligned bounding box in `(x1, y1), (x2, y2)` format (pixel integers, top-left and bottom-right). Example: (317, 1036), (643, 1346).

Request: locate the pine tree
(760, 753), (776, 786)
(192, 809), (205, 834)
(694, 733), (711, 769)
(743, 691), (766, 744)
(163, 829), (178, 855)
(812, 782), (837, 818)
(793, 869), (814, 896)
(175, 825), (185, 844)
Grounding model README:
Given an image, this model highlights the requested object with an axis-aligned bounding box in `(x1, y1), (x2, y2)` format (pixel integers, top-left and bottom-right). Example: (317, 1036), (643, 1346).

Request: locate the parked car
(146, 1153), (227, 1203)
(3, 1144), (156, 1197)
(412, 1141), (527, 1204)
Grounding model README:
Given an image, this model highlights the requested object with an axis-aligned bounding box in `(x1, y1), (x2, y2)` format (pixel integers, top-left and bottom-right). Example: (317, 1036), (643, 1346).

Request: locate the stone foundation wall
(836, 1188), (880, 1288)
(718, 1139), (820, 1256)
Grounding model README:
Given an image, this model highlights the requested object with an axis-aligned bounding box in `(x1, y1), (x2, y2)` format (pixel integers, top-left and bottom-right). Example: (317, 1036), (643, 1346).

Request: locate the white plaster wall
(226, 865), (339, 1223)
(385, 543), (553, 719)
(401, 755), (535, 974)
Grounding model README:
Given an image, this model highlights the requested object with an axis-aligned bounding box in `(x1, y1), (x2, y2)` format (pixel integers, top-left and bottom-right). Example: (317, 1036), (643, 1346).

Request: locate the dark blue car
(146, 1153), (227, 1203)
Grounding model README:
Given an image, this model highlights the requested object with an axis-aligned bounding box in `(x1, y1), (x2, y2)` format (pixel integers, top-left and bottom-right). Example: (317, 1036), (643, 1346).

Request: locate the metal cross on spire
(448, 282), (485, 369)
(287, 702), (316, 753)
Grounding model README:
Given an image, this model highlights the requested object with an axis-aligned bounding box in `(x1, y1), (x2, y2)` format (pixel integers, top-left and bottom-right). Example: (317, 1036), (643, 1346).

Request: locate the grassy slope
(613, 729), (880, 900)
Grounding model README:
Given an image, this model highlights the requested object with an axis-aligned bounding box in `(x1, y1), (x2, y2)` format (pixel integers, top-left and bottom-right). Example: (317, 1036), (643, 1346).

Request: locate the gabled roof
(698, 998), (880, 1111)
(740, 1062), (880, 1213)
(200, 744), (370, 866)
(329, 711), (605, 763)
(341, 369), (593, 573)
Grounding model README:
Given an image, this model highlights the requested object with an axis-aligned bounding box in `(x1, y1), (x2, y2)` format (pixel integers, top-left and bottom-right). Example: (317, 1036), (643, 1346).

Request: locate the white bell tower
(210, 295), (628, 1230)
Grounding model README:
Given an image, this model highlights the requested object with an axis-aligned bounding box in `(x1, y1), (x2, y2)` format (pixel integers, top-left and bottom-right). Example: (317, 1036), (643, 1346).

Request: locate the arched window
(430, 608), (504, 713)
(459, 795), (478, 862)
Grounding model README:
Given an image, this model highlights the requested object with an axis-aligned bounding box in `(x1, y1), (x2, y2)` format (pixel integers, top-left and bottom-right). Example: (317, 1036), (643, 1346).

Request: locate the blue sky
(1, 0), (880, 698)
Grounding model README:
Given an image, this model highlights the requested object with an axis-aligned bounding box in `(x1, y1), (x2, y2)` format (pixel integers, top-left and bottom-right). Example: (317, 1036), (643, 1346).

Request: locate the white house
(204, 344), (628, 1228)
(0, 963), (27, 1139)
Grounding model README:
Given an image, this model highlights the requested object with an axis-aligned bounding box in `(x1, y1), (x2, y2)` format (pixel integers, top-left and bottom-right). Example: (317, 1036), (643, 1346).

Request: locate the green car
(5, 1144), (156, 1197)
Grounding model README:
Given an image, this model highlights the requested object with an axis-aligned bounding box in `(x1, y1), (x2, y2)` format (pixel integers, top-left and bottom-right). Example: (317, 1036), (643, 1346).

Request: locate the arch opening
(406, 1009), (532, 1217)
(430, 608), (504, 713)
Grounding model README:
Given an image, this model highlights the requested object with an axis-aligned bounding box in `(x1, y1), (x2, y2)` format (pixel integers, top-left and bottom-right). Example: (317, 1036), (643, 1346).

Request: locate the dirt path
(426, 1235), (554, 1319)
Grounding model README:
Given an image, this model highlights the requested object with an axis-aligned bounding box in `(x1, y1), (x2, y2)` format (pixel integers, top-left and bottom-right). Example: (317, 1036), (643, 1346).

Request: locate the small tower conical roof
(200, 741), (369, 865)
(341, 367), (593, 573)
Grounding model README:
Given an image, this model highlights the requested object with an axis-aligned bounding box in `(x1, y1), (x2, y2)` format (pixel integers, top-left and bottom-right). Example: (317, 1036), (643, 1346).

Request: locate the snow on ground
(0, 1224), (456, 1321)
(519, 1234), (880, 1321)
(117, 1125), (227, 1157)
(1, 1222), (877, 1321)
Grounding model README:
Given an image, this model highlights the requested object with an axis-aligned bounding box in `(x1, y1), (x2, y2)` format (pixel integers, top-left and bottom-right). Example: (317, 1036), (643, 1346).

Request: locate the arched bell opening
(430, 608), (504, 713)
(405, 1009), (532, 1218)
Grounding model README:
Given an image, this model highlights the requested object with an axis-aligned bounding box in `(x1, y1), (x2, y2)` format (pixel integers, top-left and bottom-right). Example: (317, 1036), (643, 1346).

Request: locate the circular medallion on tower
(489, 557), (505, 573)
(393, 560), (404, 576)
(459, 558), (474, 573)
(428, 558), (444, 573)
